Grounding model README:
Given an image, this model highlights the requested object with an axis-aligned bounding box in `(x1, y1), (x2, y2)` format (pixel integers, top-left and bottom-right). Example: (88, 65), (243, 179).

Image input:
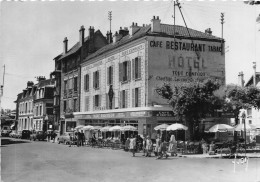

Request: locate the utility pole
(108, 11), (112, 42)
(253, 62), (256, 86)
(0, 65), (5, 117)
(221, 13), (225, 55)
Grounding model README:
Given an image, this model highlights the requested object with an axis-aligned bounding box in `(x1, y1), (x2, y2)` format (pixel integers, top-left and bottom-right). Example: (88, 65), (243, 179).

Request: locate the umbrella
(75, 125), (85, 130)
(109, 125), (122, 131)
(234, 124), (256, 131)
(154, 124), (169, 131)
(167, 123), (188, 131)
(82, 125), (94, 131)
(90, 126), (102, 131)
(121, 125), (137, 131)
(206, 124), (233, 133)
(100, 126), (111, 132)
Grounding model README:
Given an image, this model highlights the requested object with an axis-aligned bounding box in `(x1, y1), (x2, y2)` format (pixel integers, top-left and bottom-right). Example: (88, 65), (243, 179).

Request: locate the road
(1, 138), (260, 182)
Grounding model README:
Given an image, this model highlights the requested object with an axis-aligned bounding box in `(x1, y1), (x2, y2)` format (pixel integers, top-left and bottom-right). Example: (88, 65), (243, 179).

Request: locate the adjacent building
(56, 26), (108, 134)
(74, 16), (225, 137)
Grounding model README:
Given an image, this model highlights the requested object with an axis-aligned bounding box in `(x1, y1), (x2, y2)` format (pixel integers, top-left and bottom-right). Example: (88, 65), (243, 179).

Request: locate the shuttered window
(119, 61), (131, 82)
(93, 71), (100, 89)
(93, 95), (101, 109)
(132, 88), (141, 107)
(84, 74), (89, 91)
(85, 96), (89, 111)
(121, 90), (128, 108)
(107, 66), (113, 85)
(132, 57), (141, 80)
(74, 77), (78, 91)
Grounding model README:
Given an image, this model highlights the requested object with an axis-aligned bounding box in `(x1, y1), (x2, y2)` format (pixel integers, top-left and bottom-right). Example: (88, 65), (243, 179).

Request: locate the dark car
(21, 130), (31, 139)
(30, 131), (47, 141)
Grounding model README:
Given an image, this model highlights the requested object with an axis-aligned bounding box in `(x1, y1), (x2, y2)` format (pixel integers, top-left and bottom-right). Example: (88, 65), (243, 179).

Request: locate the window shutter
(112, 96), (115, 109)
(132, 88), (135, 107)
(119, 63), (123, 82)
(85, 96), (89, 111)
(138, 57), (141, 79)
(86, 74), (89, 91)
(127, 61), (131, 81)
(111, 66), (113, 85)
(132, 59), (135, 80)
(93, 72), (96, 89)
(107, 67), (109, 85)
(106, 94), (109, 109)
(93, 95), (95, 110)
(84, 75), (86, 91)
(99, 94), (101, 107)
(125, 90), (128, 108)
(119, 91), (122, 108)
(138, 88), (141, 107)
(97, 71), (100, 89)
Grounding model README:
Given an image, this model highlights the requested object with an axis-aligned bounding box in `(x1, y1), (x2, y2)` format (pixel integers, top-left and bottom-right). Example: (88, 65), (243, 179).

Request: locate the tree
(244, 1), (260, 5)
(156, 79), (223, 140)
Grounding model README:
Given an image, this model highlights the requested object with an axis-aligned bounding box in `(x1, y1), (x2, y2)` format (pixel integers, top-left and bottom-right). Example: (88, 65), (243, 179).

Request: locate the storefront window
(66, 121), (76, 132)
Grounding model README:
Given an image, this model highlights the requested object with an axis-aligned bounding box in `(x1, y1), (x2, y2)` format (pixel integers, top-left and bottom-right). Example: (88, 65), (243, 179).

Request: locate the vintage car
(21, 130), (31, 139)
(57, 132), (74, 145)
(9, 131), (17, 138)
(30, 131), (47, 141)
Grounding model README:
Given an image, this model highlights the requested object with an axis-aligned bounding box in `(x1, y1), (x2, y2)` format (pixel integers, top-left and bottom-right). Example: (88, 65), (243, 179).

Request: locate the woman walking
(129, 135), (136, 157)
(168, 134), (177, 156)
(146, 136), (153, 157)
(154, 135), (161, 157)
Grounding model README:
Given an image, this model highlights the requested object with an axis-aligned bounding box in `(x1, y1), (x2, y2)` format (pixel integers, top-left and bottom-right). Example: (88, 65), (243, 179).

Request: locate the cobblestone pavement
(1, 138), (260, 182)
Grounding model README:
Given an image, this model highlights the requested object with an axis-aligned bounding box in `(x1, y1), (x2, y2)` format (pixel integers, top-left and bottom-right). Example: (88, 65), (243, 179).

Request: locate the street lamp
(241, 111), (247, 157)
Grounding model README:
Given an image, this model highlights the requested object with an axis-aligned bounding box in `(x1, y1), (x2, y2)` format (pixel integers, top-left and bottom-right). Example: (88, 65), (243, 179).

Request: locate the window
(247, 108), (252, 117)
(119, 61), (131, 82)
(93, 95), (101, 108)
(39, 105), (42, 116)
(132, 57), (141, 80)
(64, 80), (68, 90)
(106, 93), (115, 109)
(63, 101), (67, 112)
(107, 66), (113, 85)
(93, 71), (100, 89)
(74, 77), (78, 91)
(120, 90), (128, 108)
(73, 99), (77, 112)
(132, 87), (141, 107)
(85, 96), (89, 111)
(36, 106), (38, 116)
(249, 120), (252, 124)
(84, 74), (89, 91)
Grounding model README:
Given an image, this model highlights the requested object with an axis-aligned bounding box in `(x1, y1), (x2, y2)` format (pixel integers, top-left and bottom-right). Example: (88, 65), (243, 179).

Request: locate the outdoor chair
(177, 141), (185, 154)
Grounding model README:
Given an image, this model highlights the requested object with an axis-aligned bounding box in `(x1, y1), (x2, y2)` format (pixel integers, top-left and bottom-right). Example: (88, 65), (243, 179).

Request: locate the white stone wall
(81, 41), (146, 112)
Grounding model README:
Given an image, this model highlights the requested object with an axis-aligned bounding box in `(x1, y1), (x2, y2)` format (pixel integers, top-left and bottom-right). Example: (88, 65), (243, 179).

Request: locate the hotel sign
(152, 111), (174, 117)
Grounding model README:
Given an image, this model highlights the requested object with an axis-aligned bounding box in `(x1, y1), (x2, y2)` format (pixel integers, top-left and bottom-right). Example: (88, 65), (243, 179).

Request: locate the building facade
(17, 81), (35, 131)
(33, 77), (54, 131)
(74, 16), (225, 138)
(56, 26), (108, 134)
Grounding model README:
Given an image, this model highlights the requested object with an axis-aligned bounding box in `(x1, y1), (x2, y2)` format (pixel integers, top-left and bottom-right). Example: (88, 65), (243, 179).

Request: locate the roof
(57, 30), (104, 61)
(36, 79), (54, 88)
(245, 72), (260, 87)
(84, 24), (223, 62)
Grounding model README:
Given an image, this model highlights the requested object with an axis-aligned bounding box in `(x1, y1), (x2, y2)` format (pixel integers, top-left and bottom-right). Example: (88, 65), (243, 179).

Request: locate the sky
(0, 0), (260, 110)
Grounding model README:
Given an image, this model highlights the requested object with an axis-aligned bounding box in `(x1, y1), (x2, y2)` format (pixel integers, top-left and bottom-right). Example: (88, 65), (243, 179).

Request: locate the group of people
(69, 131), (85, 147)
(125, 134), (178, 159)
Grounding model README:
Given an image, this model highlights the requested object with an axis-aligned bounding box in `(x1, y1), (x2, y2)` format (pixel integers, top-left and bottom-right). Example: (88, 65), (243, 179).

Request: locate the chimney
(151, 16), (161, 33)
(36, 76), (46, 82)
(129, 22), (140, 36)
(27, 81), (34, 88)
(119, 27), (129, 37)
(79, 25), (85, 46)
(238, 72), (244, 87)
(89, 26), (95, 40)
(63, 37), (68, 54)
(205, 28), (212, 35)
(113, 31), (122, 43)
(106, 31), (113, 44)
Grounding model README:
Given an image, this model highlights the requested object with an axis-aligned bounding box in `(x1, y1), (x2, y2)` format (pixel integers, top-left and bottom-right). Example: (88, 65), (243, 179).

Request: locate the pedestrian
(69, 133), (73, 147)
(145, 136), (153, 157)
(125, 138), (130, 151)
(77, 131), (81, 147)
(129, 135), (136, 157)
(52, 131), (57, 143)
(157, 138), (168, 159)
(81, 131), (85, 146)
(47, 131), (51, 142)
(168, 134), (177, 156)
(154, 135), (160, 157)
(142, 136), (147, 156)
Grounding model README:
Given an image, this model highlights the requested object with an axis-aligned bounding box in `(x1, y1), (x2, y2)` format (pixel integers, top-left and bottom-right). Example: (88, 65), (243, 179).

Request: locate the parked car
(9, 131), (17, 138)
(30, 131), (47, 141)
(21, 130), (31, 139)
(16, 131), (22, 139)
(57, 132), (74, 145)
(1, 130), (11, 137)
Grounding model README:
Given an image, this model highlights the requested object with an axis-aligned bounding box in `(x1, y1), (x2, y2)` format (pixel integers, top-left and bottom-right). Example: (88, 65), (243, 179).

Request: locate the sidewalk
(178, 152), (260, 158)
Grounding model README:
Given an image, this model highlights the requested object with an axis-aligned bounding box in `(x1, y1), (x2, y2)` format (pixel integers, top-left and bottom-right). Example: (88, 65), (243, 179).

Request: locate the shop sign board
(152, 111), (174, 117)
